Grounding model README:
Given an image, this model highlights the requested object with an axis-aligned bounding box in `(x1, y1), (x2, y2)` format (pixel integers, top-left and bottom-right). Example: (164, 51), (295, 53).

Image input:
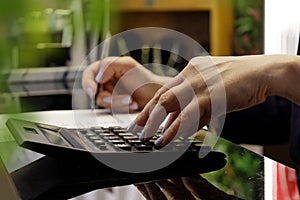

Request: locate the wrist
(268, 55), (300, 103)
(153, 74), (173, 86)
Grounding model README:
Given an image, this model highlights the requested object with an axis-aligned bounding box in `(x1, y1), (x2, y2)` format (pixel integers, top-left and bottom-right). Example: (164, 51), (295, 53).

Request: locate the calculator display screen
(40, 128), (71, 147)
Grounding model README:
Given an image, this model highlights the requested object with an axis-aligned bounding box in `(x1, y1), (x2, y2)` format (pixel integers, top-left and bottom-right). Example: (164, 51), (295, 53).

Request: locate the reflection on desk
(0, 110), (299, 199)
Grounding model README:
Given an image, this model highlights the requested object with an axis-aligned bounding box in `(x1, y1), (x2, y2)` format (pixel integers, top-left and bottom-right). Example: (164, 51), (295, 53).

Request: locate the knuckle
(122, 56), (133, 62)
(158, 93), (170, 107)
(155, 90), (181, 112)
(178, 111), (191, 124)
(152, 88), (166, 103)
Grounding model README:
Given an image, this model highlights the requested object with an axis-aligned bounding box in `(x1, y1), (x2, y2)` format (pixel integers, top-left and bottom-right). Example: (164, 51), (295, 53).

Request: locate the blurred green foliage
(0, 0), (113, 114)
(0, 1), (31, 69)
(0, 0), (112, 171)
(202, 138), (263, 200)
(0, 1), (39, 113)
(0, 0), (113, 71)
(233, 0), (263, 55)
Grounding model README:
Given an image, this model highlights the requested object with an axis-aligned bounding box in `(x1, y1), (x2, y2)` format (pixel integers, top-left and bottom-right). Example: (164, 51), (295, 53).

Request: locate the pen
(95, 32), (111, 82)
(90, 0), (111, 111)
(90, 31), (111, 111)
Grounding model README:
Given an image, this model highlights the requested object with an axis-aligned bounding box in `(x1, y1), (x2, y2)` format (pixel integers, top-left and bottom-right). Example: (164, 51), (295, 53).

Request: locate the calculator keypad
(77, 126), (208, 153)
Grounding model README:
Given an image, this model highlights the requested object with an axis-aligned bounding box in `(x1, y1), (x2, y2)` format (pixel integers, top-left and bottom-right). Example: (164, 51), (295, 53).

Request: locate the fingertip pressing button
(127, 120), (136, 132)
(154, 136), (164, 146)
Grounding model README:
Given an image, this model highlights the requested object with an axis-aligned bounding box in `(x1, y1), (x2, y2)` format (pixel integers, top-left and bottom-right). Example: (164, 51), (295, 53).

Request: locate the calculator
(6, 118), (227, 186)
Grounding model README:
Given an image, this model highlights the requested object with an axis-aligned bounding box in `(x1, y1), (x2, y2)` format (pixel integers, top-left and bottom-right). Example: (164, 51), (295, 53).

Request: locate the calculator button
(86, 133), (97, 137)
(134, 144), (153, 151)
(101, 133), (116, 137)
(122, 136), (139, 141)
(109, 139), (125, 144)
(118, 133), (135, 137)
(105, 136), (120, 140)
(112, 129), (127, 134)
(109, 126), (124, 130)
(89, 136), (101, 140)
(98, 145), (108, 150)
(115, 144), (131, 151)
(94, 129), (110, 134)
(93, 139), (106, 146)
(78, 129), (88, 134)
(127, 139), (143, 145)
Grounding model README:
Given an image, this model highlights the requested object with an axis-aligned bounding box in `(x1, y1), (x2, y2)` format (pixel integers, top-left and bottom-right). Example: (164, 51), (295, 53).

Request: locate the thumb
(96, 57), (120, 84)
(82, 62), (100, 98)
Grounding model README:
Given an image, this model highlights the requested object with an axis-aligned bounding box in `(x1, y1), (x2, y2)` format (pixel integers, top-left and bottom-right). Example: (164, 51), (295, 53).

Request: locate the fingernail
(127, 120), (136, 132)
(154, 136), (164, 146)
(129, 103), (138, 110)
(132, 125), (144, 133)
(121, 96), (132, 104)
(139, 131), (146, 141)
(103, 96), (112, 103)
(95, 71), (103, 82)
(86, 87), (94, 98)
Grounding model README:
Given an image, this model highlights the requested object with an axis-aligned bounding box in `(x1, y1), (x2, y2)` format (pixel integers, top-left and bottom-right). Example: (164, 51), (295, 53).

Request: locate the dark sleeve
(290, 103), (300, 165)
(221, 96), (292, 145)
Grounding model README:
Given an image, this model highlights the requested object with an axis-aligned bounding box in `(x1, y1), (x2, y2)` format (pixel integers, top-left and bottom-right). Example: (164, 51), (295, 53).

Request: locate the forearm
(268, 55), (300, 105)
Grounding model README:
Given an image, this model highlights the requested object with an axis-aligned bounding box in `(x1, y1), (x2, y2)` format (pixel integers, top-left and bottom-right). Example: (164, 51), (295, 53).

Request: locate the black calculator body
(6, 118), (227, 188)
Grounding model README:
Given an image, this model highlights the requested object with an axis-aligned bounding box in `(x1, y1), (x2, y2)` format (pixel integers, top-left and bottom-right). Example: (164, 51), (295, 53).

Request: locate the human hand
(129, 55), (286, 146)
(135, 175), (242, 200)
(82, 56), (172, 112)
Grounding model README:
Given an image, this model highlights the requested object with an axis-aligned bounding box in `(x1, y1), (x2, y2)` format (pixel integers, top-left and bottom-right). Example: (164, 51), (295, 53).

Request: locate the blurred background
(3, 1), (287, 199)
(0, 0), (264, 114)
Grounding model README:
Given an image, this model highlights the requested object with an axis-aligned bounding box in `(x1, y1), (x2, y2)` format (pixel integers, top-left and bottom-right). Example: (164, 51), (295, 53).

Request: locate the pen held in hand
(90, 97), (95, 111)
(90, 32), (111, 111)
(95, 32), (111, 82)
(86, 87), (96, 111)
